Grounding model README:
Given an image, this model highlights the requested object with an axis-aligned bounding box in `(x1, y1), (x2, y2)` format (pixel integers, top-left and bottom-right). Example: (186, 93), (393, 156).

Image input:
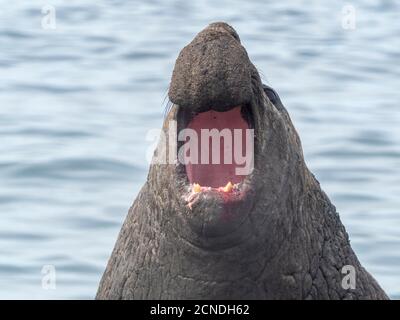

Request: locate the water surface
(0, 0), (399, 299)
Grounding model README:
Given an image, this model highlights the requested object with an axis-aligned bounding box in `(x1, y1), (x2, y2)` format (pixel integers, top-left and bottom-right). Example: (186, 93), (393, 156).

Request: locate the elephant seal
(96, 22), (388, 300)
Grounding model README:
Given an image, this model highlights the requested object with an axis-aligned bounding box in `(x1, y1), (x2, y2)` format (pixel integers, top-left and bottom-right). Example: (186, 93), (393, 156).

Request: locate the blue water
(0, 1), (399, 299)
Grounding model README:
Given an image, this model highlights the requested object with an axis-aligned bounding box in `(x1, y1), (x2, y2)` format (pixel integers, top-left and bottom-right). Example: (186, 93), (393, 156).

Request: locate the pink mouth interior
(185, 106), (250, 188)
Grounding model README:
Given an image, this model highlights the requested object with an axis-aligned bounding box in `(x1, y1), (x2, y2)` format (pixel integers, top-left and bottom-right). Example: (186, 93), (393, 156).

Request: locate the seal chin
(176, 103), (257, 239)
(182, 180), (255, 239)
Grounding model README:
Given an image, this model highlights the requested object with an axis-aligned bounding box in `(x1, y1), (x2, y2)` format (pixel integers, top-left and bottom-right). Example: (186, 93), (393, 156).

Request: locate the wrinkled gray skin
(96, 22), (388, 300)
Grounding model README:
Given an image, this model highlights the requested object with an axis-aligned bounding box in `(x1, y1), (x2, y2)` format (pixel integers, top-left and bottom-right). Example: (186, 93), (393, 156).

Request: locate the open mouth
(177, 104), (255, 208)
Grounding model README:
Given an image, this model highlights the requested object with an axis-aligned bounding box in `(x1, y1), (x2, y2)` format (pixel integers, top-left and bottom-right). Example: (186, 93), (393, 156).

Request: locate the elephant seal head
(149, 22), (305, 254)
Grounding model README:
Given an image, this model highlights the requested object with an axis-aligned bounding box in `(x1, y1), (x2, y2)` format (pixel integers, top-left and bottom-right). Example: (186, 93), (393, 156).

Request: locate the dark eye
(262, 84), (278, 105)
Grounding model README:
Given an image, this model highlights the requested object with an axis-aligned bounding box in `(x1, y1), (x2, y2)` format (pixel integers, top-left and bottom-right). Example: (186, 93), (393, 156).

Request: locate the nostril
(207, 22), (241, 43)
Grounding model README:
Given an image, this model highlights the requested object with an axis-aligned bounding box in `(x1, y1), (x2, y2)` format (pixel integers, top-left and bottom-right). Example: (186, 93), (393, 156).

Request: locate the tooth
(223, 181), (233, 192)
(193, 183), (201, 193)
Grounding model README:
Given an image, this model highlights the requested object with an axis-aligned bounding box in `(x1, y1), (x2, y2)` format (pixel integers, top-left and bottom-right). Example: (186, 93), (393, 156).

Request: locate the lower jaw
(178, 177), (254, 240)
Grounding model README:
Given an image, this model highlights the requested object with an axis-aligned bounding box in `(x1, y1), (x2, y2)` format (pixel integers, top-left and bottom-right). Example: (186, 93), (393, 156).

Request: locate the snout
(168, 22), (254, 112)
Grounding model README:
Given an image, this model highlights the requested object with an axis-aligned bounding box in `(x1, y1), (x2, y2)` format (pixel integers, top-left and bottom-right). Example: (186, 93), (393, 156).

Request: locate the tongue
(184, 106), (249, 188)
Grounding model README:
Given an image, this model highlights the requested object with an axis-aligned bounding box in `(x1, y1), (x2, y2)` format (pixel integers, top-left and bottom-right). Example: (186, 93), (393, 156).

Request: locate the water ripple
(0, 0), (399, 299)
